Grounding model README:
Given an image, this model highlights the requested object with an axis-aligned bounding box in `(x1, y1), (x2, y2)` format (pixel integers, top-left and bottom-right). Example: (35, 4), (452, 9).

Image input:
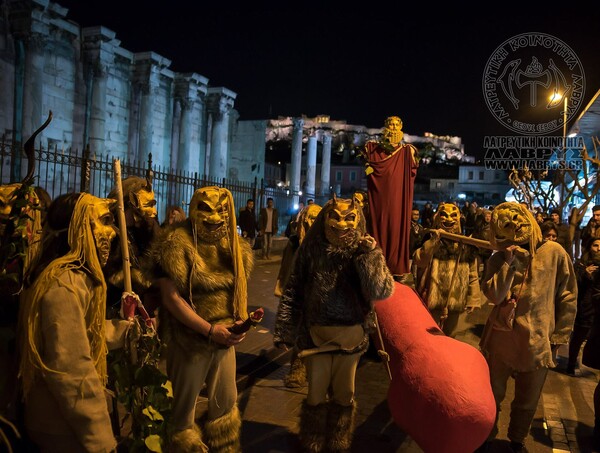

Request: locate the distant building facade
(0, 0), (248, 194)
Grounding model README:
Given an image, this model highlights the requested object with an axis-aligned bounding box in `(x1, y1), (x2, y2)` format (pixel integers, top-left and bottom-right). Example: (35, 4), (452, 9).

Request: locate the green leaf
(161, 380), (173, 398)
(142, 405), (164, 422)
(144, 434), (163, 452)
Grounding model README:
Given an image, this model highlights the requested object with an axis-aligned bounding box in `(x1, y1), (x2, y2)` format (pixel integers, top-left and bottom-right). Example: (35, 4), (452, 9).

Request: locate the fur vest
(144, 219), (253, 352)
(414, 239), (481, 311)
(273, 237), (394, 352)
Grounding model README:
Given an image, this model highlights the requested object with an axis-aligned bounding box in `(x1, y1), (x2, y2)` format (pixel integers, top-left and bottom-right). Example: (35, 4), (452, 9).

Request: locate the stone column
(206, 87), (236, 179)
(22, 33), (44, 143)
(138, 75), (158, 163)
(170, 98), (181, 170)
(306, 135), (317, 199)
(133, 52), (171, 164)
(82, 27), (119, 157)
(174, 73), (208, 174)
(320, 132), (332, 196)
(290, 118), (304, 205)
(177, 97), (191, 170)
(88, 65), (108, 155)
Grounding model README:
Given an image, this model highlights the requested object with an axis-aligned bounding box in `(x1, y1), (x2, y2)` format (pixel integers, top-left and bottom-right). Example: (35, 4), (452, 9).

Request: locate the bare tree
(509, 137), (600, 243)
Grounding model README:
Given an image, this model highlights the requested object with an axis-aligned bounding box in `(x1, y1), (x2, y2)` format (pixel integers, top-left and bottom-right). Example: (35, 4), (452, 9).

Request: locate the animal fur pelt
(327, 401), (357, 451)
(299, 401), (328, 453)
(169, 424), (208, 453)
(143, 219), (253, 352)
(415, 240), (481, 312)
(202, 405), (242, 453)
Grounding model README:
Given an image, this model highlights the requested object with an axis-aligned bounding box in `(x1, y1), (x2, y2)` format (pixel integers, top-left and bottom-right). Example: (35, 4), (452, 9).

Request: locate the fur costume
(414, 204), (478, 302)
(169, 424), (208, 453)
(274, 196), (394, 452)
(273, 208), (394, 352)
(145, 218), (253, 352)
(327, 401), (357, 451)
(414, 238), (481, 312)
(143, 187), (253, 451)
(202, 405), (242, 452)
(275, 204), (322, 388)
(299, 401), (328, 453)
(413, 203), (481, 337)
(104, 175), (161, 315)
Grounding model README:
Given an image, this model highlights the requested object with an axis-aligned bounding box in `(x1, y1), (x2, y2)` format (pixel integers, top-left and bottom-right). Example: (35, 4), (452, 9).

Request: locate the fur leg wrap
(203, 405), (242, 453)
(327, 401), (357, 452)
(169, 423), (208, 453)
(299, 401), (328, 453)
(284, 355), (307, 388)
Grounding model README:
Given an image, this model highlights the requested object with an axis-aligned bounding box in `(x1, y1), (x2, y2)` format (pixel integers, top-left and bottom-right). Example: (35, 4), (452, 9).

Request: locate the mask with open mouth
(433, 203), (461, 234)
(189, 186), (229, 243)
(490, 201), (541, 250)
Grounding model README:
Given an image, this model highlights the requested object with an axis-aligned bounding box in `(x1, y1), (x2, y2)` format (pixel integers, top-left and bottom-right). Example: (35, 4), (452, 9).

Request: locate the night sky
(54, 2), (600, 160)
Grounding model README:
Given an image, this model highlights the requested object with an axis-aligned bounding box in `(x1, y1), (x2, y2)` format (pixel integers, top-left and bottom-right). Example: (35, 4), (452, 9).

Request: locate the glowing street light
(548, 90), (568, 145)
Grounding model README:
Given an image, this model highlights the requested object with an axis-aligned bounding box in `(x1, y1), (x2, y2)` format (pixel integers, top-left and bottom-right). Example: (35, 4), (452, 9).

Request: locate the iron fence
(0, 140), (330, 231)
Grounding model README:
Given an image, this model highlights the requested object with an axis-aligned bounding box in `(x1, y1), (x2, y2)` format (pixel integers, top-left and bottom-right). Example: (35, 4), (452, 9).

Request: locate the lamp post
(563, 95), (568, 150)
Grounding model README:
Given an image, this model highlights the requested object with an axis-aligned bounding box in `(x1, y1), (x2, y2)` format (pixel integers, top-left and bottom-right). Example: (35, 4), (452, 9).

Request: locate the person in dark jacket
(583, 238), (600, 450)
(409, 206), (425, 258)
(238, 198), (258, 248)
(567, 238), (600, 375)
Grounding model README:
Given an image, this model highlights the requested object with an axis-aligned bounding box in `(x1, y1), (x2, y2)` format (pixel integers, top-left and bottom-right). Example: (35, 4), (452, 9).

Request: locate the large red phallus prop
(374, 282), (496, 453)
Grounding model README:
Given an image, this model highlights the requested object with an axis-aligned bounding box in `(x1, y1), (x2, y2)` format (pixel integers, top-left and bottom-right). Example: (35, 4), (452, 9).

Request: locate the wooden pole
(424, 229), (497, 251)
(113, 158), (132, 293)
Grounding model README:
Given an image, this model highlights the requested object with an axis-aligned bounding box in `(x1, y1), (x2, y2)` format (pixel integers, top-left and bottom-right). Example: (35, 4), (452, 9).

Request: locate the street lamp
(548, 90), (569, 208)
(548, 90), (568, 147)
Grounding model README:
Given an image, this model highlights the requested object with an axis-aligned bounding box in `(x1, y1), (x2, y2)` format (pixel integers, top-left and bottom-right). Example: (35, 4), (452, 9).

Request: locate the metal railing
(0, 140), (330, 230)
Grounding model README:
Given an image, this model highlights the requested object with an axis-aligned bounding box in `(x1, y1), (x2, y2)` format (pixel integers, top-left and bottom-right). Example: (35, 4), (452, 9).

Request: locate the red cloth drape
(366, 142), (418, 275)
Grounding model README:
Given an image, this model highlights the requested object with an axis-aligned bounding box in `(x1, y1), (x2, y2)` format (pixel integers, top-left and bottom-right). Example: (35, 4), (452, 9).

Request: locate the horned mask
(324, 195), (362, 248)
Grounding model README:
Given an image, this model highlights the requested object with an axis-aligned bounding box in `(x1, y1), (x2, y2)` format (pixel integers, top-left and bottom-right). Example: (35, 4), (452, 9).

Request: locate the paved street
(202, 241), (599, 453)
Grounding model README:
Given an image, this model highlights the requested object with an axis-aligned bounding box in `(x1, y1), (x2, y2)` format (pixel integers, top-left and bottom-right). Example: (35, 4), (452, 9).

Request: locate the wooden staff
(113, 158), (132, 293)
(425, 229), (497, 251)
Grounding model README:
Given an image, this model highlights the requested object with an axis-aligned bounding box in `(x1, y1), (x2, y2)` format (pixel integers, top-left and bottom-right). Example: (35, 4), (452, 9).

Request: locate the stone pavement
(201, 242), (599, 453)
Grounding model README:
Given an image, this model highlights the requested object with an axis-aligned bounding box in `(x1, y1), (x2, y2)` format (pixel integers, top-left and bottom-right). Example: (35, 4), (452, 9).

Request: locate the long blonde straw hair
(190, 186), (248, 320)
(18, 193), (109, 399)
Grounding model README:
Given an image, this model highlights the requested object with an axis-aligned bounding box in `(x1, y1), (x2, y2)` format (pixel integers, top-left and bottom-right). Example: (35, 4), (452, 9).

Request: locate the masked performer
(274, 203), (322, 388)
(144, 186), (253, 452)
(274, 195), (394, 452)
(361, 116), (419, 279)
(1, 114), (51, 430)
(478, 202), (577, 453)
(104, 174), (161, 317)
(413, 202), (481, 337)
(18, 192), (132, 453)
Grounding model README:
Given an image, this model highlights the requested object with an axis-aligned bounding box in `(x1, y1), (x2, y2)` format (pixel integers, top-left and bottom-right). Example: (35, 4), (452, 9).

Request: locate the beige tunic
(24, 270), (129, 452)
(480, 241), (577, 371)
